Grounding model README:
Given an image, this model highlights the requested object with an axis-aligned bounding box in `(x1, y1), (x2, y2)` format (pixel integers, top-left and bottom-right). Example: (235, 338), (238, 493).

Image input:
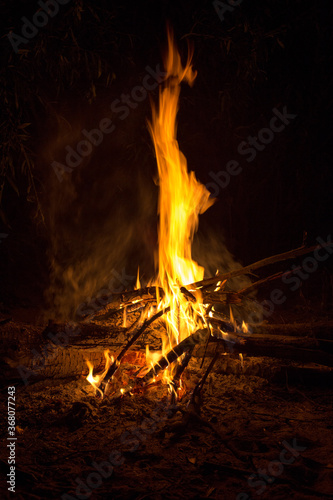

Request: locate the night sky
(0, 0), (332, 312)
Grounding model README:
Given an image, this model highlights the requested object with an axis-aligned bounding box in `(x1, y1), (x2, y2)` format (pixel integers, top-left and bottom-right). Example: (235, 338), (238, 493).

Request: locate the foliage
(0, 0), (124, 224)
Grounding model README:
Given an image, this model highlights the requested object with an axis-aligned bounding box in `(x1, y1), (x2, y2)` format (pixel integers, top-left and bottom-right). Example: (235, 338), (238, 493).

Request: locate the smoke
(38, 102), (157, 320)
(37, 99), (260, 323)
(193, 227), (263, 323)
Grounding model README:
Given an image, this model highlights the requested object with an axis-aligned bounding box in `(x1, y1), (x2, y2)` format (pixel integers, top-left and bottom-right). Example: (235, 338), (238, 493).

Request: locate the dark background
(0, 0), (332, 318)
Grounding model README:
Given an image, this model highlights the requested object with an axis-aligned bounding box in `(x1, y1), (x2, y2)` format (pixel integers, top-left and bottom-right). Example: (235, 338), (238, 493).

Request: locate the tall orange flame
(148, 29), (214, 364)
(149, 29), (213, 294)
(86, 28), (216, 396)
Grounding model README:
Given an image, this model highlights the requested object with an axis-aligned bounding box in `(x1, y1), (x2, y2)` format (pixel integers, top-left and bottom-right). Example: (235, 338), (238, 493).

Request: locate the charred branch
(139, 329), (210, 386)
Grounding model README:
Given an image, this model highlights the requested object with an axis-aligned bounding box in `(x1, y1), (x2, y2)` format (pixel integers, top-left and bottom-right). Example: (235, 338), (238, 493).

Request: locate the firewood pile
(77, 241), (333, 399)
(0, 242), (319, 400)
(1, 242), (333, 500)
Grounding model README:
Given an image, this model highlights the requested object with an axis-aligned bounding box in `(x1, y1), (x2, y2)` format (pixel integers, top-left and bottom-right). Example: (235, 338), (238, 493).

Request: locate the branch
(139, 329), (210, 386)
(188, 241), (333, 290)
(100, 306), (170, 394)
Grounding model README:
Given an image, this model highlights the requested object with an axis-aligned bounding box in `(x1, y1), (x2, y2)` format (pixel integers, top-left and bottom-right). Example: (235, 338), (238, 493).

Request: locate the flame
(148, 29), (213, 295)
(85, 28), (246, 398)
(86, 350), (114, 398)
(241, 320), (249, 333)
(229, 306), (237, 332)
(135, 267), (141, 290)
(146, 27), (214, 386)
(239, 353), (244, 370)
(122, 306), (127, 327)
(145, 345), (163, 370)
(214, 278), (226, 292)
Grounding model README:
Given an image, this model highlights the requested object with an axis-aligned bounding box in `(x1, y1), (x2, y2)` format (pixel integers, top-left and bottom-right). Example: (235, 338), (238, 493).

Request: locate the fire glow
(86, 28), (243, 398)
(86, 350), (114, 398)
(147, 28), (214, 377)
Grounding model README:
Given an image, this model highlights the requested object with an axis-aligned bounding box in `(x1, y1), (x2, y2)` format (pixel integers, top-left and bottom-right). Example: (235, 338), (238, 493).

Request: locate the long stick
(192, 348), (220, 400)
(238, 270), (290, 295)
(188, 241), (333, 290)
(170, 347), (194, 404)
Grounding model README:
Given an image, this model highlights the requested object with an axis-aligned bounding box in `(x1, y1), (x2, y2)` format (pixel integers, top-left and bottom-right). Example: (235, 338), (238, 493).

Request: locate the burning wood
(82, 27), (333, 401)
(83, 28), (213, 399)
(98, 306), (170, 395)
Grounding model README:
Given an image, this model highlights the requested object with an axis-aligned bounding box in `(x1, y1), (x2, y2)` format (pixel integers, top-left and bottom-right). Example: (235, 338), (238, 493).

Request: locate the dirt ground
(1, 331), (333, 500)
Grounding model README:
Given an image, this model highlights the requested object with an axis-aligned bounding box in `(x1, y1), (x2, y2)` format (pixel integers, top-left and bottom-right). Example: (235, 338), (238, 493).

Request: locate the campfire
(2, 3), (333, 498)
(83, 28), (333, 402)
(84, 28), (248, 401)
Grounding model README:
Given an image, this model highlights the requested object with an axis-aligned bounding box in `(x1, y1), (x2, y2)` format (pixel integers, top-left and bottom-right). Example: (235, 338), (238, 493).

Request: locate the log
(197, 333), (333, 367)
(2, 315), (333, 390)
(250, 320), (333, 335)
(209, 355), (333, 386)
(0, 321), (127, 385)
